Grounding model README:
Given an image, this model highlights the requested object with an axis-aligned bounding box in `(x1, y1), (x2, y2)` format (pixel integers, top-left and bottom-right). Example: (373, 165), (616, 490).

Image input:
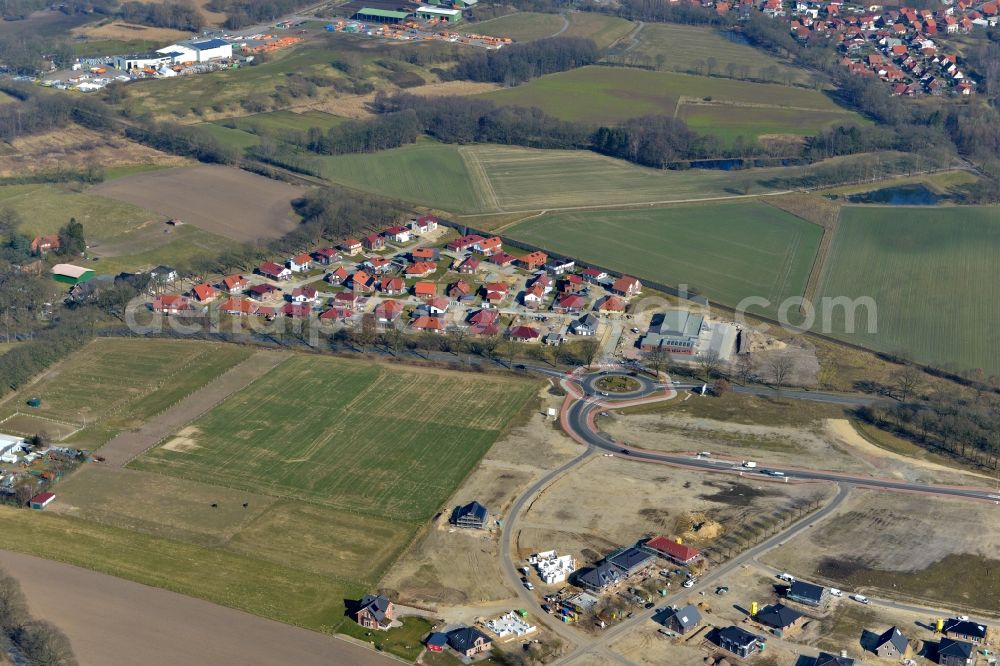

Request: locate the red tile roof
(192, 283), (216, 301)
(509, 325), (540, 339)
(646, 536), (701, 562)
(411, 315), (445, 331)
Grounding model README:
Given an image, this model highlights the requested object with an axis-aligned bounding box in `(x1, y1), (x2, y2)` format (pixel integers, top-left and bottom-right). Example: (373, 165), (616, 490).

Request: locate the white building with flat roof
(485, 612), (536, 638)
(530, 550), (576, 585)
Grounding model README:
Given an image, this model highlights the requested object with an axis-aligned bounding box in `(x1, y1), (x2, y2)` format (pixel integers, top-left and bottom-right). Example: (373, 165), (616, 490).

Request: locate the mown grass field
(0, 339), (253, 447)
(560, 12), (634, 49)
(815, 206), (1000, 374)
(316, 141), (786, 213)
(618, 23), (811, 86)
(199, 122), (261, 151)
(506, 201), (823, 315)
(481, 66), (860, 137)
(226, 110), (346, 133)
(132, 355), (537, 521)
(466, 12), (567, 41)
(678, 102), (858, 142)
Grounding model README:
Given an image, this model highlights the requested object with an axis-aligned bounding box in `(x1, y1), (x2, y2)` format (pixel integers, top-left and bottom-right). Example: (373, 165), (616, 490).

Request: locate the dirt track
(91, 165), (304, 241)
(0, 550), (397, 666)
(97, 350), (287, 466)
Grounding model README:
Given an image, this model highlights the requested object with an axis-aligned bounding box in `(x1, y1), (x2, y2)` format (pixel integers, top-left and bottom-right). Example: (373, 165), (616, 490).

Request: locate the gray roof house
(575, 562), (624, 591)
(716, 626), (761, 658)
(355, 594), (394, 629)
(640, 310), (705, 354)
(149, 265), (178, 282)
(942, 618), (989, 643)
(606, 547), (654, 575)
(571, 313), (599, 336)
(756, 603), (803, 632)
(451, 501), (488, 529)
(447, 626), (492, 657)
(815, 652), (855, 666)
(938, 638), (974, 666)
(662, 604), (702, 635)
(874, 626), (910, 659)
(787, 580), (828, 606)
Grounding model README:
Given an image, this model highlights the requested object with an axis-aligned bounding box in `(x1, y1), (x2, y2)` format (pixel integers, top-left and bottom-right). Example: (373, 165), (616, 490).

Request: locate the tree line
(0, 568), (76, 666)
(445, 36), (599, 86)
(206, 0), (315, 28)
(118, 0), (203, 30)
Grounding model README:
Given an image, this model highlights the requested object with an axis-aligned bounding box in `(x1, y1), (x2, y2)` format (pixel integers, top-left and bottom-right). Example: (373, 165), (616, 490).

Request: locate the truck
(742, 461), (758, 469)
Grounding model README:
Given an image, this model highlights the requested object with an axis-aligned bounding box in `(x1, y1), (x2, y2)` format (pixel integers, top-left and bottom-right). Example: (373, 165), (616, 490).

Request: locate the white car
(777, 573), (795, 582)
(682, 579), (695, 588)
(524, 581), (534, 590)
(829, 588), (843, 597)
(851, 594), (870, 604)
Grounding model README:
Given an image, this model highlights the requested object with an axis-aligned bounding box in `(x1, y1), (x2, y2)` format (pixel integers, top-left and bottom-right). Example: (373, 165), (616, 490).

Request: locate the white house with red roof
(258, 261), (291, 281)
(611, 276), (642, 297)
(287, 253), (312, 272)
(383, 225), (411, 243)
(192, 283), (217, 302)
(152, 295), (190, 315)
(221, 274), (249, 294)
(411, 215), (438, 235)
(645, 536), (702, 565)
(291, 286), (318, 303)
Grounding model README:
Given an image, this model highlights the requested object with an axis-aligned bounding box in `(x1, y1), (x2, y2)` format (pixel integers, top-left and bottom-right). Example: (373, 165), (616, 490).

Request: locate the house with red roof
(484, 282), (508, 306)
(448, 280), (473, 301)
(405, 261), (437, 278)
(413, 281), (437, 298)
(553, 293), (585, 314)
(522, 284), (546, 308)
(363, 234), (386, 251)
(248, 283), (282, 301)
(611, 276), (642, 297)
(287, 253), (312, 272)
(518, 251), (548, 270)
(290, 286), (318, 303)
(375, 299), (404, 323)
(192, 283), (217, 302)
(363, 256), (393, 274)
(645, 536), (702, 565)
(424, 296), (450, 315)
(31, 235), (60, 255)
(282, 302), (312, 318)
(313, 248), (340, 265)
(379, 276), (405, 295)
(490, 251), (517, 267)
(411, 247), (439, 262)
(152, 295), (190, 315)
(219, 298), (258, 316)
(320, 306), (352, 322)
(411, 215), (438, 235)
(221, 274), (248, 294)
(334, 291), (360, 307)
(383, 225), (411, 243)
(411, 315), (446, 333)
(529, 273), (553, 293)
(472, 236), (503, 256)
(559, 274), (586, 294)
(326, 266), (349, 285)
(596, 295), (627, 313)
(468, 308), (500, 336)
(258, 261), (291, 281)
(581, 267), (608, 283)
(508, 325), (540, 341)
(350, 270), (377, 293)
(447, 234), (484, 252)
(458, 256), (481, 275)
(341, 239), (362, 256)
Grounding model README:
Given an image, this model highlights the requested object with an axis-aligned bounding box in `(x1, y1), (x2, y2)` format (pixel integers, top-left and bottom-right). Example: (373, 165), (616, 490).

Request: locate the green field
(815, 206), (1000, 374)
(560, 12), (635, 49)
(481, 66), (860, 137)
(611, 23), (812, 87)
(199, 122), (261, 151)
(225, 110), (346, 134)
(0, 339), (253, 447)
(679, 103), (858, 142)
(133, 355), (537, 521)
(466, 12), (567, 41)
(506, 201), (823, 315)
(316, 141), (791, 213)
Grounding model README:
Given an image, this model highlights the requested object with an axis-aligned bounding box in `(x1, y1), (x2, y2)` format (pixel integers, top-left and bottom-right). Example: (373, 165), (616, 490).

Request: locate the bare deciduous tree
(767, 355), (794, 391)
(892, 364), (923, 402)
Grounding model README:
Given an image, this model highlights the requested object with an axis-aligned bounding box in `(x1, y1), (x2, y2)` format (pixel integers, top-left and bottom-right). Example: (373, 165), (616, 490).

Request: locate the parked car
(777, 572), (795, 582)
(683, 579), (695, 588)
(851, 594), (870, 604)
(524, 581), (534, 590)
(830, 588), (843, 597)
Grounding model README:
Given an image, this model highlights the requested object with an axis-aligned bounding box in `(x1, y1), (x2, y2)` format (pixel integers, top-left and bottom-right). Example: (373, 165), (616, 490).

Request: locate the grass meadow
(466, 12), (567, 41)
(506, 201), (823, 315)
(132, 355), (537, 521)
(816, 206), (1000, 374)
(481, 66), (861, 138)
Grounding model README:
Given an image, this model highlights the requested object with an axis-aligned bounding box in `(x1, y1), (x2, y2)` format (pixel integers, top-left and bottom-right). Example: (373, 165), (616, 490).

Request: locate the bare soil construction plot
(763, 489), (1000, 612)
(91, 165), (304, 241)
(0, 550), (395, 666)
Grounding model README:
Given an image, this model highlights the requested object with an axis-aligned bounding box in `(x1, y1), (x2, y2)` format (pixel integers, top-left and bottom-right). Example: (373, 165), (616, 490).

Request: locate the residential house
(483, 282), (508, 306)
(661, 604), (703, 636)
(522, 284), (545, 309)
(312, 247), (340, 265)
(355, 594), (394, 630)
(529, 274), (553, 293)
(221, 274), (248, 294)
(425, 633), (448, 653)
(543, 333), (563, 346)
(350, 270), (377, 293)
(362, 233), (385, 251)
(756, 604), (803, 633)
(405, 261), (437, 278)
(150, 265), (178, 283)
(581, 267), (608, 283)
(942, 619), (988, 643)
(447, 234), (484, 252)
(410, 247), (439, 262)
(413, 281), (437, 298)
(256, 305), (279, 319)
(258, 261), (291, 281)
(937, 638), (974, 666)
(448, 280), (472, 301)
(553, 293), (585, 314)
(192, 283), (217, 302)
(282, 302), (311, 318)
(640, 310), (705, 355)
(787, 580), (828, 607)
(363, 256), (393, 274)
(290, 286), (317, 303)
(596, 295), (626, 314)
(545, 258), (575, 275)
(472, 236), (503, 256)
(31, 235), (60, 255)
(379, 276), (405, 295)
(374, 299), (404, 323)
(606, 547), (654, 575)
(334, 291), (360, 308)
(457, 256), (481, 275)
(575, 562), (624, 591)
(508, 325), (540, 341)
(152, 295), (190, 315)
(219, 298), (258, 316)
(326, 266), (349, 285)
(424, 296), (449, 315)
(411, 215), (438, 235)
(873, 626), (910, 659)
(559, 274), (586, 294)
(716, 626), (761, 658)
(383, 225), (411, 243)
(319, 306), (352, 322)
(468, 308), (500, 336)
(248, 283), (281, 301)
(571, 314), (599, 336)
(340, 238), (362, 256)
(446, 627), (492, 658)
(518, 251), (548, 270)
(815, 653), (855, 666)
(451, 501), (488, 528)
(611, 275), (642, 297)
(645, 536), (702, 565)
(29, 492), (56, 510)
(411, 315), (446, 333)
(287, 253), (312, 272)
(490, 251), (517, 267)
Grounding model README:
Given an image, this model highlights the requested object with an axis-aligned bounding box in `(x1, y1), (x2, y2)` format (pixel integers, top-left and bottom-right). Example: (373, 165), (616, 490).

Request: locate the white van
(851, 594), (870, 604)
